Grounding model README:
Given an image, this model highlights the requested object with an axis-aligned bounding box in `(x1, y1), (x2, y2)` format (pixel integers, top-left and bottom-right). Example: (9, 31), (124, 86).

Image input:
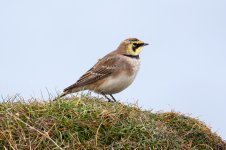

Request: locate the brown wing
(63, 56), (118, 92)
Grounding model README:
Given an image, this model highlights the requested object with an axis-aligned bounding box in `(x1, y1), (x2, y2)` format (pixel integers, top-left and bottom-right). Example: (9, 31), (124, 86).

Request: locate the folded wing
(63, 56), (118, 92)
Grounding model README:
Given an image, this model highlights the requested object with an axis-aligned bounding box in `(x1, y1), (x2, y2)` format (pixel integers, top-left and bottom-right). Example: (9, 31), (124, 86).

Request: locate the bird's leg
(101, 92), (114, 102)
(109, 94), (116, 102)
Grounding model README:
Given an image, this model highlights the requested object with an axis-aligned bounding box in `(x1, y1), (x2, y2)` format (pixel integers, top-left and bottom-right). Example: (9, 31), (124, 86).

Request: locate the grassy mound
(0, 96), (225, 149)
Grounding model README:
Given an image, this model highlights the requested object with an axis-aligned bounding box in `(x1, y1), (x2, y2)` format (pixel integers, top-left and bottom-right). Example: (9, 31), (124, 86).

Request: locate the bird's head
(117, 38), (149, 56)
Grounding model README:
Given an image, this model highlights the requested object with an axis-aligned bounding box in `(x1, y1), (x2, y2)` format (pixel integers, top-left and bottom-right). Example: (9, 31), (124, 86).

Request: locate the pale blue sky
(1, 0), (226, 140)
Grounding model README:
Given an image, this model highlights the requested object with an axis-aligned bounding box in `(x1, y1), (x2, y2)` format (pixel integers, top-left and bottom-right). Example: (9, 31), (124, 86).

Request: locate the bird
(56, 38), (148, 102)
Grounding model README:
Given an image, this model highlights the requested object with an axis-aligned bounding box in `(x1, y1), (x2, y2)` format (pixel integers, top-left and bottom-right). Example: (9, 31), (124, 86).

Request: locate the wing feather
(63, 56), (118, 92)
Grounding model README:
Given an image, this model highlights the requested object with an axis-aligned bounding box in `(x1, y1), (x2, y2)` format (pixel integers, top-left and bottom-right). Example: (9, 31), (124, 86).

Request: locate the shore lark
(57, 38), (148, 102)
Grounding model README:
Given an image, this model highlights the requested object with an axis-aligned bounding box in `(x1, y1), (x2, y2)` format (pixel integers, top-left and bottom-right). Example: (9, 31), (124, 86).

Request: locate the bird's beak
(142, 43), (149, 46)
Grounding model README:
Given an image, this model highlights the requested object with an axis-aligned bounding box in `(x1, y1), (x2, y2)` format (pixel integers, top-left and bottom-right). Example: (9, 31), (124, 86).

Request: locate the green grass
(0, 95), (225, 149)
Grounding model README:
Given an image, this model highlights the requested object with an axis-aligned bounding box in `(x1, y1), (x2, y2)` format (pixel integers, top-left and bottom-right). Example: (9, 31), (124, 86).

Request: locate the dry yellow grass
(0, 95), (225, 149)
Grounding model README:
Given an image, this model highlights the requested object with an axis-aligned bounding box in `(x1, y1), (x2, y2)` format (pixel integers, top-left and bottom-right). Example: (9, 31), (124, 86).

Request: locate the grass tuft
(0, 96), (225, 149)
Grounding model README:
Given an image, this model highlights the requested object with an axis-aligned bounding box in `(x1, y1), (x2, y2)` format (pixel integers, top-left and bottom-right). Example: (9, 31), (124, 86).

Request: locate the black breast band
(123, 54), (140, 59)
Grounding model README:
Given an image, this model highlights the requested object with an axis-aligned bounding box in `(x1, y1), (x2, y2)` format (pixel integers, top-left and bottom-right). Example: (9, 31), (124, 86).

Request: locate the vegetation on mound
(0, 96), (225, 149)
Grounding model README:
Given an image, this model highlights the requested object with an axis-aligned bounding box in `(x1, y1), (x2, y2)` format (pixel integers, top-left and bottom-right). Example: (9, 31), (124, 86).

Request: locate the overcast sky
(0, 0), (226, 140)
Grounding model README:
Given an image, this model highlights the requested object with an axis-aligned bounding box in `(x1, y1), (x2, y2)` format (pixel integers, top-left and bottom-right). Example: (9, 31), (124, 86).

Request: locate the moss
(0, 96), (225, 149)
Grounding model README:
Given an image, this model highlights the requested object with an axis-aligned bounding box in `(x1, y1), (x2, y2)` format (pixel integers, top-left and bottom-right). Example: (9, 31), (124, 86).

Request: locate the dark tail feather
(59, 91), (68, 98)
(53, 84), (81, 101)
(53, 90), (69, 101)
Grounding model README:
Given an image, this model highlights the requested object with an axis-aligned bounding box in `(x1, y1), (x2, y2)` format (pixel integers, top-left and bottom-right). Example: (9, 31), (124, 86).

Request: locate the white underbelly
(98, 72), (137, 94)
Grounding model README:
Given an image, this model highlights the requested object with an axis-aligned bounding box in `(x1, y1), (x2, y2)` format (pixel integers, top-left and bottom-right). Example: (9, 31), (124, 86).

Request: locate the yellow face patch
(126, 41), (144, 56)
